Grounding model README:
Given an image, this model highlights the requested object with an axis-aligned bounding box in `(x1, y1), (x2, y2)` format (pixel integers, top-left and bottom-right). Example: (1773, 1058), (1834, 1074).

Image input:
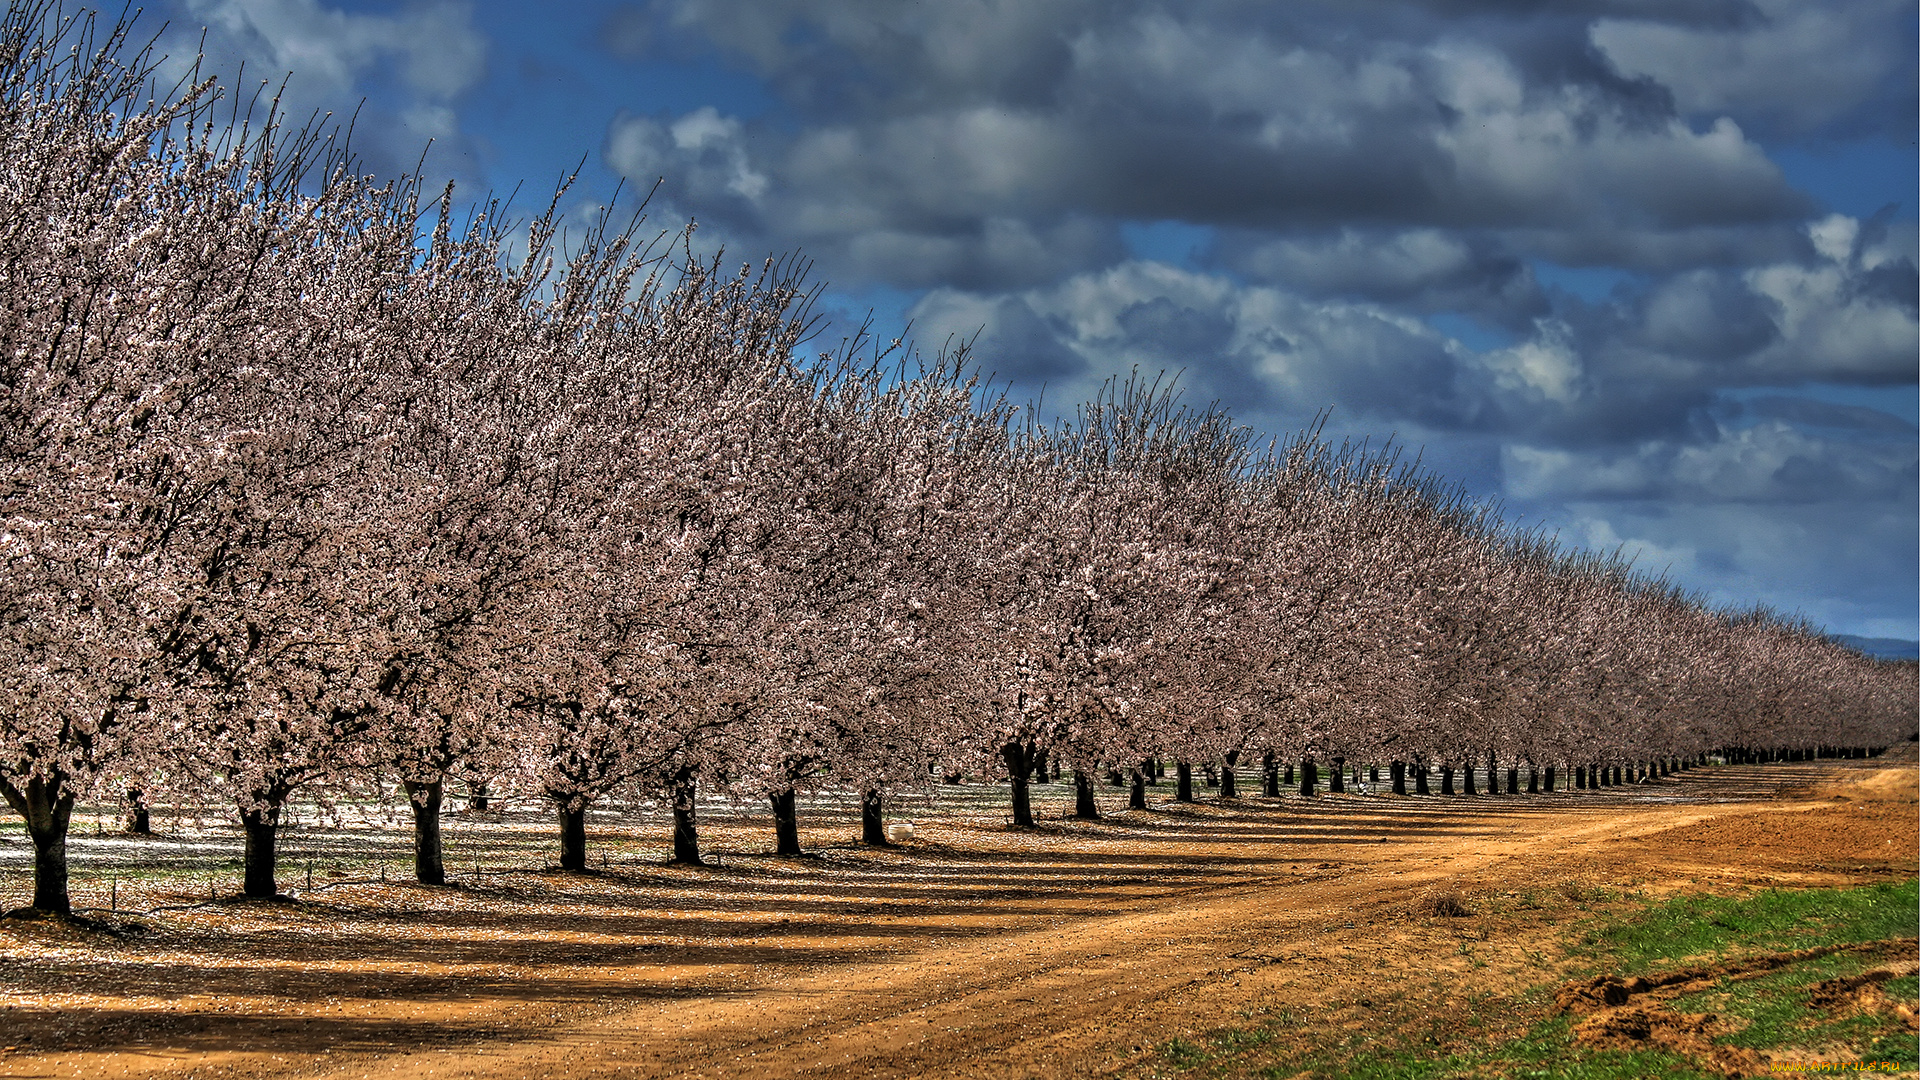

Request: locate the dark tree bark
(1299, 760), (1318, 797)
(1526, 768), (1538, 794)
(1574, 765), (1587, 789)
(1263, 751), (1280, 797)
(1390, 760), (1407, 796)
(403, 779), (446, 885)
(241, 802), (282, 898)
(557, 801), (588, 871)
(466, 780), (490, 813)
(1073, 770), (1099, 820)
(1440, 766), (1455, 796)
(1544, 766), (1555, 792)
(669, 767), (702, 865)
(1330, 757), (1345, 794)
(861, 788), (892, 845)
(1507, 767), (1519, 795)
(124, 789), (151, 835)
(771, 787), (802, 856)
(1202, 764), (1219, 789)
(1463, 764), (1477, 795)
(1, 775), (75, 914)
(1219, 761), (1237, 799)
(1176, 761), (1194, 803)
(1032, 747), (1050, 785)
(1414, 763), (1431, 796)
(1129, 768), (1148, 809)
(1003, 743), (1037, 827)
(1370, 766), (1380, 784)
(1283, 762), (1295, 786)
(1144, 759), (1159, 785)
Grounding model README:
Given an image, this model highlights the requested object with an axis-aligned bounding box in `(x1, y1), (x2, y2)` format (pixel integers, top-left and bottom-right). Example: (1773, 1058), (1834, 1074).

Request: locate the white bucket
(885, 822), (915, 843)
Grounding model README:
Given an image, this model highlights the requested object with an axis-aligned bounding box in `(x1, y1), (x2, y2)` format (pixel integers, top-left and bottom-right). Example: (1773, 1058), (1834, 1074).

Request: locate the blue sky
(153, 0), (1919, 640)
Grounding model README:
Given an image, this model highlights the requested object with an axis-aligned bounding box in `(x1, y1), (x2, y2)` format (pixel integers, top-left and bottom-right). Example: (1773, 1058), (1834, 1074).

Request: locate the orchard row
(2, 4), (1913, 913)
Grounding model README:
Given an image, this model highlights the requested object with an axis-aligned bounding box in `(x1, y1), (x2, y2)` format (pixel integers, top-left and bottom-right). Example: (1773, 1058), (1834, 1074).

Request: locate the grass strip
(1143, 880), (1918, 1080)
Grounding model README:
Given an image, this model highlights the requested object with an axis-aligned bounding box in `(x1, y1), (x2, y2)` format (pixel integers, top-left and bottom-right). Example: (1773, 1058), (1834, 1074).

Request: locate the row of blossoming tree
(2, 2), (1914, 913)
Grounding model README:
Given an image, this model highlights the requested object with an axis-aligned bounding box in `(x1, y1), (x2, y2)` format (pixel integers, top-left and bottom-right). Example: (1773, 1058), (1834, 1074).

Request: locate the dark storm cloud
(606, 0), (1841, 287)
(1217, 228), (1550, 329)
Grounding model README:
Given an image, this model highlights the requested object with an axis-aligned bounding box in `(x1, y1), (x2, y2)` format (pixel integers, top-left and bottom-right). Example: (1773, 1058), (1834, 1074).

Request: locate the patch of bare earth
(0, 756), (1913, 1080)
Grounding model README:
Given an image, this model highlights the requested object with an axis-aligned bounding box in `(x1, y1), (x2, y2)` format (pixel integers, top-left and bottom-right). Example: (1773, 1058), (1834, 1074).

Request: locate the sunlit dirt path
(2, 755), (1913, 1080)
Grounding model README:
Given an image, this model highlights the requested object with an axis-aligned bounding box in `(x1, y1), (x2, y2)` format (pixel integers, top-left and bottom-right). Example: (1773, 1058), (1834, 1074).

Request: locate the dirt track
(2, 756), (1914, 1080)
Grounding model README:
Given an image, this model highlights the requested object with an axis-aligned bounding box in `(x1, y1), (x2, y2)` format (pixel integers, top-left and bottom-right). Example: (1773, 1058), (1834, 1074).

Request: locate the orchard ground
(0, 753), (1914, 1080)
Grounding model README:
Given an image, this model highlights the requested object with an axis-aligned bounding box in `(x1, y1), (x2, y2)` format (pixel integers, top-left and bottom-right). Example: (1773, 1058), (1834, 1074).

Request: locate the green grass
(1143, 880), (1919, 1080)
(1577, 878), (1918, 970)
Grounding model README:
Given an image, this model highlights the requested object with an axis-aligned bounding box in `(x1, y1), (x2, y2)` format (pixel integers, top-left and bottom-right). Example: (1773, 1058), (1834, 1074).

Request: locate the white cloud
(177, 0), (485, 101)
(1591, 0), (1913, 135)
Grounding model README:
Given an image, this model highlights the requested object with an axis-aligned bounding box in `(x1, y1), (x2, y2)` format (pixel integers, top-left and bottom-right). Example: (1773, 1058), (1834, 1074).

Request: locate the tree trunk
(1329, 757), (1345, 794)
(1073, 770), (1099, 820)
(670, 767), (703, 865)
(1526, 768), (1538, 794)
(1143, 759), (1159, 785)
(1390, 760), (1407, 796)
(1129, 768), (1148, 809)
(557, 801), (588, 871)
(1283, 762), (1295, 786)
(1414, 763), (1430, 796)
(1032, 747), (1049, 785)
(241, 802), (282, 898)
(1300, 760), (1318, 797)
(1507, 767), (1519, 795)
(1, 775), (75, 914)
(771, 788), (802, 856)
(124, 789), (151, 835)
(1574, 765), (1586, 789)
(466, 780), (490, 813)
(1463, 764), (1477, 795)
(1176, 761), (1194, 803)
(1263, 751), (1280, 797)
(1003, 743), (1036, 827)
(1370, 766), (1380, 784)
(403, 779), (446, 886)
(1544, 766), (1555, 792)
(1440, 766), (1455, 796)
(862, 788), (891, 845)
(1219, 762), (1237, 799)
(1202, 764), (1218, 788)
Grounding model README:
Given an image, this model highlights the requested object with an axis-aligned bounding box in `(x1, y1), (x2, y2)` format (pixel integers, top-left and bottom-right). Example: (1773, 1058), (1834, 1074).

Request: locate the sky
(141, 0), (1919, 642)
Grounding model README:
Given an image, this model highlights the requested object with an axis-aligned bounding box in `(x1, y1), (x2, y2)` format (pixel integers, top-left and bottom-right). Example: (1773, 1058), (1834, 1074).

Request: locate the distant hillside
(1832, 634), (1920, 661)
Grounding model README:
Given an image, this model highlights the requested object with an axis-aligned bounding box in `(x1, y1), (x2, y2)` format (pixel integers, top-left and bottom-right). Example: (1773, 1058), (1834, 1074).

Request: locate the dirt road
(2, 756), (1913, 1080)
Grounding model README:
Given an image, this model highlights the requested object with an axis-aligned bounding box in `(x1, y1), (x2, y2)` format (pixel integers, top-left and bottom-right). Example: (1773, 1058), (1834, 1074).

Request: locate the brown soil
(1558, 939), (1918, 1077)
(1556, 938), (1920, 1015)
(0, 756), (1913, 1080)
